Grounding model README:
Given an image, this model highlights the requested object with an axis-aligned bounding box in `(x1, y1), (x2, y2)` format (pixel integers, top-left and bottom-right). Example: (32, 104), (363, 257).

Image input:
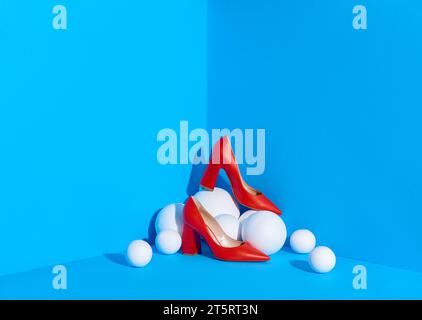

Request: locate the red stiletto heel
(182, 196), (269, 262)
(201, 162), (220, 190)
(182, 223), (201, 255)
(201, 136), (282, 215)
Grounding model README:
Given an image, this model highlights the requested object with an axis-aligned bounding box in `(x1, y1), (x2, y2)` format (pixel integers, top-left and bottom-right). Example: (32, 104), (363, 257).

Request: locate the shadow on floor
(104, 253), (131, 267)
(290, 260), (314, 273)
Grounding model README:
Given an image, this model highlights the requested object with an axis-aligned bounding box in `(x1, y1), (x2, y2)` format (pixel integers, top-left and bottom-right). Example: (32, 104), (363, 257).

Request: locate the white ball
(126, 240), (152, 267)
(238, 210), (257, 240)
(194, 187), (240, 219)
(289, 229), (316, 254)
(155, 203), (184, 236)
(155, 230), (182, 255)
(215, 214), (241, 240)
(241, 211), (287, 255)
(309, 246), (336, 273)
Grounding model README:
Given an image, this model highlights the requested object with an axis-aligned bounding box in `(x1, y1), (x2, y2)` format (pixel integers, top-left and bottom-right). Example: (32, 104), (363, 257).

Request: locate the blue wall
(0, 1), (206, 275)
(2, 0), (421, 277)
(207, 0), (422, 272)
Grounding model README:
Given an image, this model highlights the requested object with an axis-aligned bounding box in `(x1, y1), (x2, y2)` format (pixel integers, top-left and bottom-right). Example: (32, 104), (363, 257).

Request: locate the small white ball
(155, 203), (184, 236)
(194, 187), (240, 219)
(238, 210), (257, 240)
(155, 230), (182, 255)
(309, 246), (336, 273)
(126, 240), (152, 267)
(215, 214), (241, 240)
(290, 229), (316, 254)
(241, 211), (287, 255)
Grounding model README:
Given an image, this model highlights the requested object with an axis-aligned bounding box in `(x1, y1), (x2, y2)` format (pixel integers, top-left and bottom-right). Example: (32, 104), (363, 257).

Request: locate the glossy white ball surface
(289, 229), (316, 254)
(194, 187), (240, 219)
(215, 214), (241, 240)
(155, 203), (184, 236)
(126, 240), (152, 267)
(238, 210), (257, 240)
(241, 211), (287, 255)
(309, 246), (336, 273)
(155, 230), (182, 255)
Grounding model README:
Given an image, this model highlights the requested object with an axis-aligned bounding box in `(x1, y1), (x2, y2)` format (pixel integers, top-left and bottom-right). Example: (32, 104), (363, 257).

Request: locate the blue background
(0, 0), (206, 276)
(208, 0), (422, 273)
(1, 0), (422, 298)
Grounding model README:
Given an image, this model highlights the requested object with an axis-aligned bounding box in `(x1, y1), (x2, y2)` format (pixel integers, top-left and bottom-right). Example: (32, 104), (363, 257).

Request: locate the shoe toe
(242, 243), (270, 261)
(258, 194), (282, 215)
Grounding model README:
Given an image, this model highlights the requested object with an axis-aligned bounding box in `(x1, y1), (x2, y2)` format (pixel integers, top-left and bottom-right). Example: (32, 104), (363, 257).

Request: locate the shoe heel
(200, 163), (220, 190)
(182, 224), (201, 255)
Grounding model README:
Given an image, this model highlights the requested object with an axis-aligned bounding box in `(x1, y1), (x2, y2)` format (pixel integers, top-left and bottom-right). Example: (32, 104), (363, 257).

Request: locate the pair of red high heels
(182, 136), (281, 262)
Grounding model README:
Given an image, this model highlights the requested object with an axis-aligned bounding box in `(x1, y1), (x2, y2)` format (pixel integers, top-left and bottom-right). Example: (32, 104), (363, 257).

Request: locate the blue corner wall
(1, 0), (422, 277)
(207, 0), (422, 272)
(0, 1), (206, 276)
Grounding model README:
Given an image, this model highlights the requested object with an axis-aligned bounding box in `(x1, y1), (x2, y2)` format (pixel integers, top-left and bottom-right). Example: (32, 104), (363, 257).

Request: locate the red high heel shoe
(182, 197), (269, 262)
(200, 136), (282, 215)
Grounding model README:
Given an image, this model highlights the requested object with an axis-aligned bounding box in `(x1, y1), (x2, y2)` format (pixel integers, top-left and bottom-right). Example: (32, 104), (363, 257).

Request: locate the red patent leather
(182, 197), (269, 262)
(200, 136), (282, 215)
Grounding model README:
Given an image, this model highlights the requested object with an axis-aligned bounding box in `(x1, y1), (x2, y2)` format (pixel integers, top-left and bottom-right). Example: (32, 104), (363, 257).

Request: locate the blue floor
(1, 243), (421, 299)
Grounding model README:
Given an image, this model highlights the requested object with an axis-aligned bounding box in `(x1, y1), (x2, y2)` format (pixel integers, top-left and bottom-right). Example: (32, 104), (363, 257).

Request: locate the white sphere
(241, 211), (287, 255)
(309, 246), (336, 273)
(215, 214), (241, 240)
(126, 240), (152, 267)
(155, 203), (184, 236)
(155, 230), (182, 255)
(289, 229), (316, 254)
(238, 210), (257, 240)
(194, 187), (240, 219)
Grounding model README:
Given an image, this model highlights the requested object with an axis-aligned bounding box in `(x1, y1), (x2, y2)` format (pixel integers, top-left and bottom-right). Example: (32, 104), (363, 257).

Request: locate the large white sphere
(215, 214), (241, 240)
(155, 230), (182, 255)
(238, 210), (257, 240)
(290, 229), (316, 254)
(126, 240), (152, 267)
(309, 246), (336, 273)
(194, 187), (240, 219)
(241, 211), (287, 255)
(155, 203), (184, 236)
